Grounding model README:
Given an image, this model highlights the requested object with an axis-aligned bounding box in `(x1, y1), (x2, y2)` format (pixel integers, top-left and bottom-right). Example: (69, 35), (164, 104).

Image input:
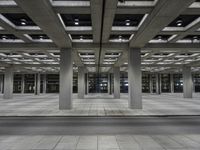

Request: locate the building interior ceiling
(0, 0), (199, 73)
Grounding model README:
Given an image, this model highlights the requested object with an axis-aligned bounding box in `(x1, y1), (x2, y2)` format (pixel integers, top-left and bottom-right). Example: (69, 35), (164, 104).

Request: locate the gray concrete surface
(0, 93), (200, 116)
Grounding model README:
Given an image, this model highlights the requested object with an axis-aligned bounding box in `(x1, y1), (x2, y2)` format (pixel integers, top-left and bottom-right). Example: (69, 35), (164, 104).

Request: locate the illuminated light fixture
(20, 19), (27, 25)
(2, 35), (6, 40)
(39, 35), (43, 40)
(157, 35), (162, 40)
(80, 35), (83, 40)
(74, 18), (79, 25)
(193, 36), (198, 40)
(176, 19), (183, 27)
(125, 19), (130, 26)
(119, 35), (122, 41)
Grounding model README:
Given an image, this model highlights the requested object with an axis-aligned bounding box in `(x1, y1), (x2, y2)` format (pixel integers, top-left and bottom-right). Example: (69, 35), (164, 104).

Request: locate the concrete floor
(1, 94), (200, 150)
(1, 134), (200, 150)
(0, 93), (200, 116)
(1, 117), (200, 150)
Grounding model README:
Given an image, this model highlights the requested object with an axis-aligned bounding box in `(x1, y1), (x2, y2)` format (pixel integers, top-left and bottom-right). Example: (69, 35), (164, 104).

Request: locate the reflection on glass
(88, 73), (108, 93)
(24, 74), (35, 93)
(120, 72), (128, 93)
(173, 74), (183, 93)
(13, 74), (22, 93)
(194, 74), (200, 92)
(142, 74), (150, 93)
(161, 74), (170, 93)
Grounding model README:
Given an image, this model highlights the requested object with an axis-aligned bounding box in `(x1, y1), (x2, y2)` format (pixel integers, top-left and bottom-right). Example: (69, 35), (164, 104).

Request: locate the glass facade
(13, 74), (22, 93)
(173, 74), (183, 93)
(88, 73), (108, 93)
(151, 74), (157, 93)
(24, 74), (35, 93)
(73, 73), (78, 93)
(4, 73), (200, 94)
(142, 74), (150, 93)
(120, 72), (128, 93)
(46, 74), (59, 93)
(193, 74), (200, 92)
(161, 74), (171, 93)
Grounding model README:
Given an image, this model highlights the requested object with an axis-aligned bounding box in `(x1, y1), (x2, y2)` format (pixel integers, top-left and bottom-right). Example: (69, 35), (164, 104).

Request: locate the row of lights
(74, 18), (132, 27)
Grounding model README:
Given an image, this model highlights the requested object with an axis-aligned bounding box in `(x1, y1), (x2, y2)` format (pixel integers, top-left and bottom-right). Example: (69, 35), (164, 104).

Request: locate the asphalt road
(0, 116), (200, 135)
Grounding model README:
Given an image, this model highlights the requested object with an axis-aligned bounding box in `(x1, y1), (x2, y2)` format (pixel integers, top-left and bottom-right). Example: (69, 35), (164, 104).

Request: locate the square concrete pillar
(43, 74), (47, 94)
(128, 48), (142, 109)
(59, 48), (73, 109)
(149, 74), (153, 93)
(3, 67), (13, 99)
(156, 73), (161, 94)
(170, 74), (174, 93)
(21, 74), (24, 94)
(183, 66), (193, 98)
(113, 67), (120, 99)
(78, 66), (85, 99)
(35, 73), (40, 95)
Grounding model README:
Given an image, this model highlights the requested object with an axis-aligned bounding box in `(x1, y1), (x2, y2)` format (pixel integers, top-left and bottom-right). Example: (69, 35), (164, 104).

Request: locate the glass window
(88, 73), (108, 93)
(161, 74), (170, 93)
(173, 74), (183, 93)
(120, 72), (128, 93)
(73, 73), (78, 93)
(142, 74), (150, 93)
(24, 74), (35, 93)
(46, 74), (59, 93)
(13, 74), (22, 93)
(193, 74), (200, 92)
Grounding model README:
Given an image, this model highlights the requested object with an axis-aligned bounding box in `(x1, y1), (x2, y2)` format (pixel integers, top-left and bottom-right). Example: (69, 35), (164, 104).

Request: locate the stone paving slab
(0, 93), (200, 116)
(0, 134), (200, 150)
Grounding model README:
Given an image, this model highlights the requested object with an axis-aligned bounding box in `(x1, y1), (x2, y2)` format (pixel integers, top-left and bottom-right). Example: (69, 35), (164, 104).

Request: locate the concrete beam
(102, 0), (118, 43)
(0, 15), (32, 42)
(129, 0), (196, 47)
(91, 0), (103, 43)
(15, 0), (71, 48)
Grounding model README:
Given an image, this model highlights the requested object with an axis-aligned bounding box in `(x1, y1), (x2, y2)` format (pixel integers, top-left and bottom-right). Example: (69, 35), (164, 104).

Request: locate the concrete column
(170, 74), (174, 93)
(78, 66), (85, 99)
(156, 73), (161, 94)
(192, 75), (195, 93)
(0, 75), (3, 93)
(128, 48), (142, 109)
(108, 73), (111, 94)
(35, 73), (40, 95)
(21, 74), (24, 94)
(113, 67), (120, 99)
(87, 73), (89, 94)
(3, 67), (13, 99)
(149, 74), (153, 93)
(43, 74), (46, 94)
(85, 73), (88, 95)
(183, 66), (193, 98)
(59, 48), (73, 109)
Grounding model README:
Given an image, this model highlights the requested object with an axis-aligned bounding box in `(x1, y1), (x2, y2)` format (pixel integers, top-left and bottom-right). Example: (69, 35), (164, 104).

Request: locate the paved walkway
(0, 93), (200, 116)
(1, 134), (200, 150)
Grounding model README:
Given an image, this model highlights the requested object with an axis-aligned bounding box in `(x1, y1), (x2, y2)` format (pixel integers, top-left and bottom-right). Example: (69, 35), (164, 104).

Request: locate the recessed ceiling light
(125, 19), (130, 26)
(80, 36), (83, 40)
(74, 18), (79, 25)
(176, 19), (183, 27)
(158, 35), (162, 40)
(20, 19), (27, 25)
(2, 35), (6, 40)
(193, 36), (198, 40)
(39, 35), (43, 40)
